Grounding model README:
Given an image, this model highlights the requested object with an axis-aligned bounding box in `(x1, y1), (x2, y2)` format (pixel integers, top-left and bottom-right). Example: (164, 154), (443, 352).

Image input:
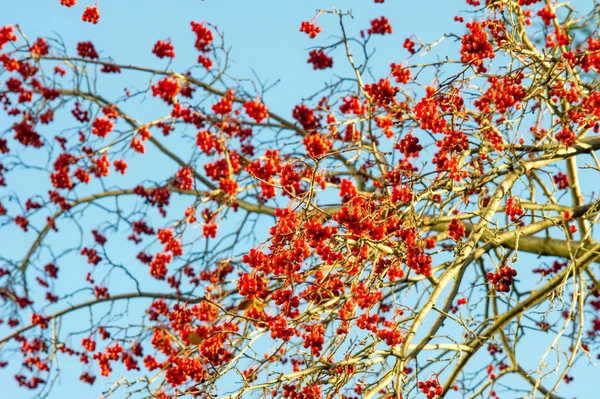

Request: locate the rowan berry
(307, 49), (333, 70)
(152, 39), (175, 58)
(299, 21), (321, 38)
(368, 16), (392, 35)
(82, 6), (100, 24)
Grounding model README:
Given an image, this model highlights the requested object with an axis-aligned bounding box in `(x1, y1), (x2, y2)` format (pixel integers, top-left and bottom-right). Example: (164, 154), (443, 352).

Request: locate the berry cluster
(212, 89), (234, 114)
(556, 126), (576, 147)
(487, 266), (517, 292)
(243, 99), (268, 123)
(307, 49), (333, 70)
(418, 377), (443, 399)
(460, 22), (495, 70)
(390, 63), (411, 84)
(448, 218), (466, 241)
(173, 167), (194, 190)
(82, 6), (100, 24)
(303, 133), (332, 158)
(505, 197), (524, 222)
(364, 78), (399, 107)
(293, 104), (322, 131)
(30, 38), (49, 56)
(77, 41), (99, 59)
(474, 76), (526, 114)
(404, 37), (416, 54)
(152, 39), (175, 58)
(368, 16), (392, 35)
(152, 77), (181, 104)
(553, 171), (569, 189)
(299, 21), (321, 38)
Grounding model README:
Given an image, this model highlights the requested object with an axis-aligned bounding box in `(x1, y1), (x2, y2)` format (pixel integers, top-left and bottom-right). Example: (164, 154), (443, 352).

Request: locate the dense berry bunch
(212, 89), (234, 114)
(29, 38), (49, 56)
(299, 21), (321, 38)
(293, 104), (321, 130)
(243, 99), (268, 123)
(418, 377), (443, 399)
(448, 218), (466, 241)
(307, 49), (333, 70)
(505, 197), (524, 222)
(487, 266), (517, 292)
(390, 63), (411, 84)
(303, 133), (332, 157)
(364, 79), (398, 107)
(556, 126), (576, 146)
(77, 41), (99, 59)
(368, 16), (392, 35)
(461, 21), (495, 69)
(82, 6), (100, 24)
(553, 172), (569, 189)
(173, 167), (194, 190)
(152, 77), (181, 104)
(152, 40), (175, 58)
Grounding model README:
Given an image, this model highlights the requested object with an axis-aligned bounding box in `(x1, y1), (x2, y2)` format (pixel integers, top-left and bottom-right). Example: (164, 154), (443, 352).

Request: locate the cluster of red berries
(364, 79), (399, 107)
(403, 37), (416, 54)
(339, 96), (367, 115)
(92, 154), (110, 177)
(173, 167), (194, 190)
(77, 41), (99, 59)
(487, 266), (517, 292)
(460, 22), (495, 69)
(59, 0), (76, 7)
(191, 21), (213, 52)
(307, 49), (333, 70)
(395, 132), (423, 158)
(303, 133), (332, 158)
(82, 6), (100, 24)
(368, 16), (392, 35)
(533, 260), (567, 276)
(218, 178), (238, 196)
(12, 120), (43, 148)
(152, 39), (175, 58)
(418, 377), (443, 399)
(212, 89), (234, 114)
(505, 197), (524, 222)
(518, 0), (543, 5)
(556, 126), (576, 147)
(293, 104), (322, 131)
(405, 246), (432, 276)
(243, 99), (268, 123)
(448, 218), (466, 241)
(299, 21), (321, 38)
(191, 21), (214, 70)
(30, 38), (49, 56)
(149, 252), (172, 280)
(474, 76), (526, 114)
(302, 323), (325, 356)
(413, 93), (447, 134)
(92, 117), (113, 138)
(390, 63), (411, 84)
(538, 5), (556, 26)
(553, 171), (569, 189)
(81, 247), (102, 265)
(151, 77), (181, 104)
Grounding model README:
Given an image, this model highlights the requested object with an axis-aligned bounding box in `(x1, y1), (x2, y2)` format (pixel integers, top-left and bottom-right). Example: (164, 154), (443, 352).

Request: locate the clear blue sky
(1, 0), (597, 398)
